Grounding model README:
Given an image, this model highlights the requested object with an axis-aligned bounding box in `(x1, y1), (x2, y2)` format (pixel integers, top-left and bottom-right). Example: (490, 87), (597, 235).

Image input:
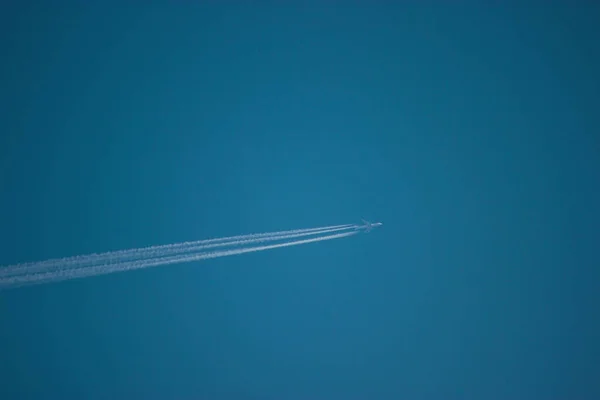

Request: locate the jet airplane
(361, 219), (383, 232)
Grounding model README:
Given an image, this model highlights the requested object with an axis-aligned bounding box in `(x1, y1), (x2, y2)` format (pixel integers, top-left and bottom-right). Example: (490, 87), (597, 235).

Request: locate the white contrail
(0, 223), (352, 273)
(0, 224), (356, 278)
(0, 225), (355, 278)
(0, 231), (357, 289)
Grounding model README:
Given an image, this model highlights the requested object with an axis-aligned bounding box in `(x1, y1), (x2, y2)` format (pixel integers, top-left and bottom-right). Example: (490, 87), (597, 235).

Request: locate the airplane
(361, 219), (383, 232)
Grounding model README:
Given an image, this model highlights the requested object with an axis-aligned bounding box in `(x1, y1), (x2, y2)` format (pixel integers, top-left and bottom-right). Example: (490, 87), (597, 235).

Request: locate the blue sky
(1, 3), (599, 399)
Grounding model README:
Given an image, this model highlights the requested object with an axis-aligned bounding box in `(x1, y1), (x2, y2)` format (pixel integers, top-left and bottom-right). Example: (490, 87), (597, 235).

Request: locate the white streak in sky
(0, 224), (355, 278)
(0, 226), (360, 289)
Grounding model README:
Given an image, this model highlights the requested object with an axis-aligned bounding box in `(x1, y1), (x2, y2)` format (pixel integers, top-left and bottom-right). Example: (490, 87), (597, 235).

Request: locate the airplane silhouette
(361, 219), (383, 232)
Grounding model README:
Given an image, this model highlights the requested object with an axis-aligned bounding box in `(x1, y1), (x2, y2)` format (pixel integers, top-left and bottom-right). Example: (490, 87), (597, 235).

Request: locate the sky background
(1, 3), (599, 399)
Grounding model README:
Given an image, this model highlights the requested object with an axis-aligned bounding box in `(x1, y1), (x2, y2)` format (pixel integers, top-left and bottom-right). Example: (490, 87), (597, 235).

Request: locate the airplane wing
(362, 219), (372, 232)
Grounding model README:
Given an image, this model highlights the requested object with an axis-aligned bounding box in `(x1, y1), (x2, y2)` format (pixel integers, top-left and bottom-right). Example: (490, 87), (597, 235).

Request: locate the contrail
(0, 224), (356, 278)
(0, 231), (358, 289)
(1, 223), (352, 274)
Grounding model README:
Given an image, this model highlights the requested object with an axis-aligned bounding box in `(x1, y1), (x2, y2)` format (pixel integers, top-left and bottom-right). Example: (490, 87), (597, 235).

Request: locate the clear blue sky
(1, 3), (599, 399)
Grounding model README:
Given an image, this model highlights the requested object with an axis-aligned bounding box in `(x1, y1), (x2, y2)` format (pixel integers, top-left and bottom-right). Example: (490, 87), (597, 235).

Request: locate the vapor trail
(0, 224), (355, 278)
(0, 231), (357, 289)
